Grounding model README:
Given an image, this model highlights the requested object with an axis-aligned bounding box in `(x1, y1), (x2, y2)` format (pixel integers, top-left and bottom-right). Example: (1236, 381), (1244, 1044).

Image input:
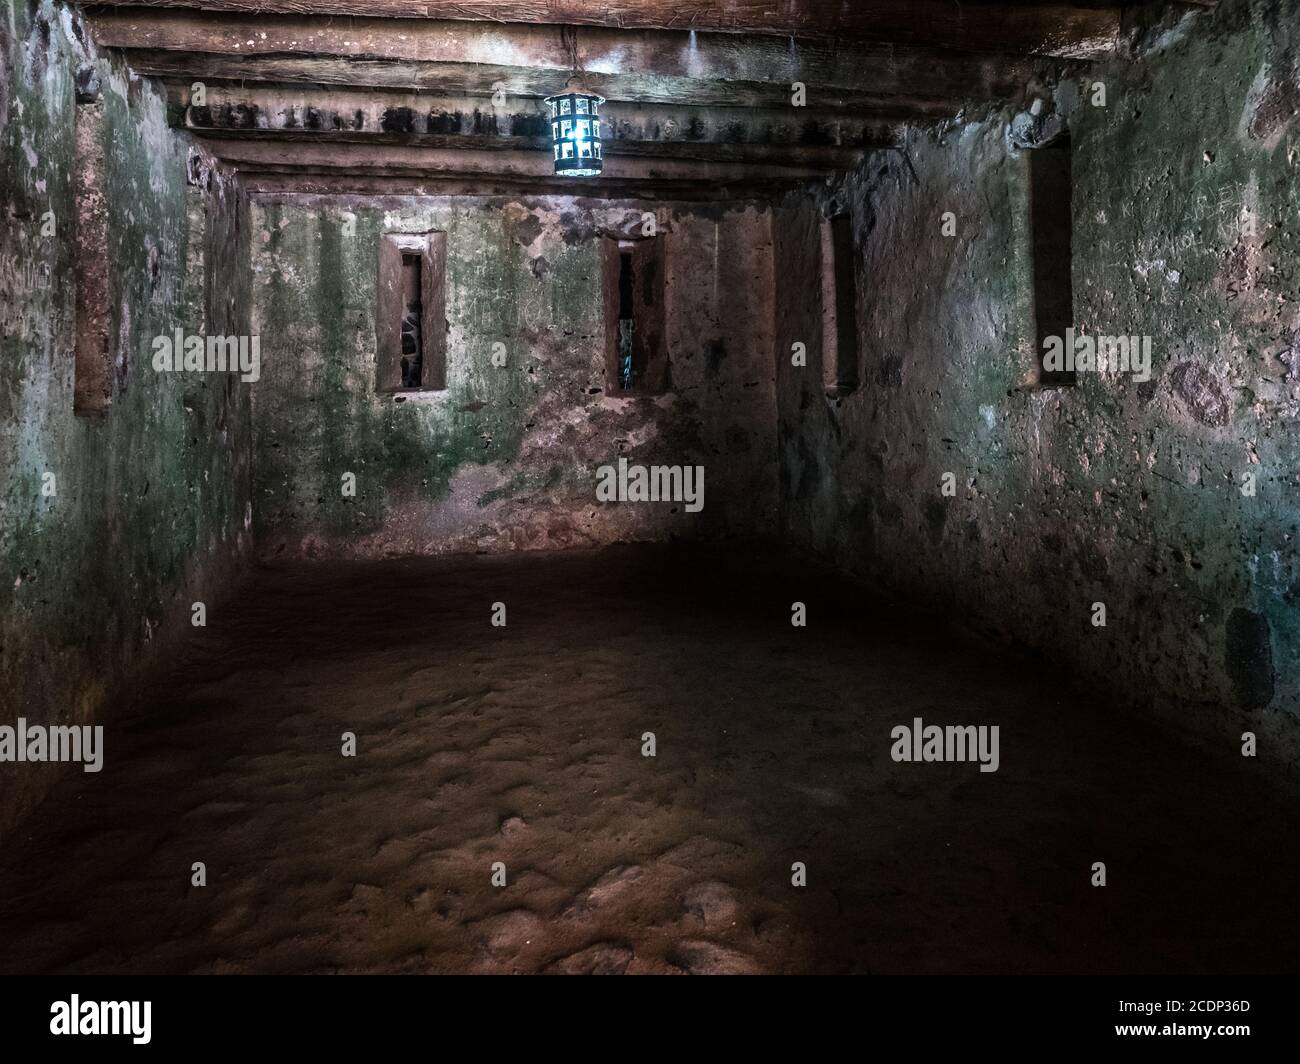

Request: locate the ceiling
(76, 1), (1208, 199)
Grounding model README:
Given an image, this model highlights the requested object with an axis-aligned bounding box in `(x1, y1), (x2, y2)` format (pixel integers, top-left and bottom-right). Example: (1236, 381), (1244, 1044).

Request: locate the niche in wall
(1027, 138), (1076, 387)
(821, 212), (860, 398)
(602, 235), (667, 395)
(376, 231), (447, 393)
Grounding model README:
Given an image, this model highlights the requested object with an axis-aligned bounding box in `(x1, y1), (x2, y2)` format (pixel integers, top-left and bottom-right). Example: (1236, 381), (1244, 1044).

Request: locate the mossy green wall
(776, 0), (1300, 769)
(251, 198), (777, 556)
(0, 0), (253, 832)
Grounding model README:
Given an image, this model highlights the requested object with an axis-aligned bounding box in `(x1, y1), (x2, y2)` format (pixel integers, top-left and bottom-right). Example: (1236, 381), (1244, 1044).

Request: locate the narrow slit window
(376, 231), (446, 393)
(1029, 138), (1075, 386)
(617, 250), (636, 389)
(400, 253), (423, 388)
(603, 236), (667, 395)
(821, 213), (859, 397)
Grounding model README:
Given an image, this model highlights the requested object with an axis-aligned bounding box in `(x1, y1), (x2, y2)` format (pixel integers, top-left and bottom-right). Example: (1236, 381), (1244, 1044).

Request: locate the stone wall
(0, 0), (254, 832)
(775, 0), (1300, 771)
(250, 197), (777, 556)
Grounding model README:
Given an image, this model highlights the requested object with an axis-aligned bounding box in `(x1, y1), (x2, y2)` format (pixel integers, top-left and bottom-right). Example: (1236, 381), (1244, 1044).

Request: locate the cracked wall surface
(250, 197), (777, 557)
(776, 0), (1300, 771)
(0, 0), (254, 832)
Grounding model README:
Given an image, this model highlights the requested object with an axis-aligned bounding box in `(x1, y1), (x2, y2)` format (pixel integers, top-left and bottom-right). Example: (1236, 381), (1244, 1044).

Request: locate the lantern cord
(560, 25), (585, 87)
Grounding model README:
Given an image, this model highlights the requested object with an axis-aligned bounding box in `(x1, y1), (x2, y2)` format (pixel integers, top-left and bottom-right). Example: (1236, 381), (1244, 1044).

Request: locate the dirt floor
(1, 543), (1297, 974)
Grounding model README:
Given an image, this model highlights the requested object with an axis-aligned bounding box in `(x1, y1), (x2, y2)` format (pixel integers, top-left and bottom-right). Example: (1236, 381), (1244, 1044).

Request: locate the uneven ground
(0, 544), (1296, 974)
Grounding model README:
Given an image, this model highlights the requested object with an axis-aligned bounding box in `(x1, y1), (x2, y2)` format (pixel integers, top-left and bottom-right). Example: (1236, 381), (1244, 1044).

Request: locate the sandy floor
(1, 543), (1297, 974)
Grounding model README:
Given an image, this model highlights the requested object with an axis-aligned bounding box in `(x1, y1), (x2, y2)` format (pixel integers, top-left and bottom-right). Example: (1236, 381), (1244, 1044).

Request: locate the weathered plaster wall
(250, 197), (777, 556)
(0, 0), (253, 832)
(776, 0), (1300, 771)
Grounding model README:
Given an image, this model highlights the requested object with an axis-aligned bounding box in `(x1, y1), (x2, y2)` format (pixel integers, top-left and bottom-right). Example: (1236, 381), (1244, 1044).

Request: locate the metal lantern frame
(544, 89), (605, 177)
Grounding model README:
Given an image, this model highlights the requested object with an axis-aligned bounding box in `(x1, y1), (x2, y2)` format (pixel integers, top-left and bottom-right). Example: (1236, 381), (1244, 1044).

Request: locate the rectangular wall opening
(400, 252), (424, 388)
(821, 213), (859, 398)
(1029, 138), (1075, 386)
(376, 231), (446, 393)
(617, 249), (636, 389)
(603, 236), (667, 395)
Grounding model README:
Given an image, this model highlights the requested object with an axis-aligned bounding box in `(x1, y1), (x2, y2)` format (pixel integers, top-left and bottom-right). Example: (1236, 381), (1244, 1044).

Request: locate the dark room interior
(2, 0), (1299, 1012)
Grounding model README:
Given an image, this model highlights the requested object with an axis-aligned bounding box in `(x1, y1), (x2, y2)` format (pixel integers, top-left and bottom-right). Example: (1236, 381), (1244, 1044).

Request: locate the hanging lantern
(545, 89), (605, 177)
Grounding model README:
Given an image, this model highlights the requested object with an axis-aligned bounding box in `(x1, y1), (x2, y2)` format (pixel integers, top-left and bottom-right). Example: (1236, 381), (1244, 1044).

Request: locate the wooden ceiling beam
(203, 138), (836, 183)
(119, 49), (975, 115)
(189, 126), (872, 169)
(244, 174), (808, 201)
(85, 7), (1046, 102)
(81, 1), (1123, 58)
(166, 82), (900, 155)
